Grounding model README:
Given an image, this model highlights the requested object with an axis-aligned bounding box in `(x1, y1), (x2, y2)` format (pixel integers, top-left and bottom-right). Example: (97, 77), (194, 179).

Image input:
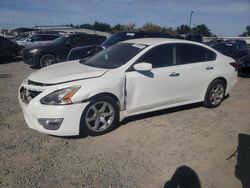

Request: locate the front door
(125, 44), (181, 113)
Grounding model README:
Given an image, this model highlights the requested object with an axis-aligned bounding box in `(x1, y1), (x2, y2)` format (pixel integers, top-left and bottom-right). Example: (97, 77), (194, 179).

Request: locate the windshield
(81, 43), (147, 69)
(101, 32), (136, 47)
(53, 36), (67, 44)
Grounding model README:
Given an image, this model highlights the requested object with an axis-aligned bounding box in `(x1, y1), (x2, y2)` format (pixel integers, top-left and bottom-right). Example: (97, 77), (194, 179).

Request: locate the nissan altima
(18, 38), (238, 136)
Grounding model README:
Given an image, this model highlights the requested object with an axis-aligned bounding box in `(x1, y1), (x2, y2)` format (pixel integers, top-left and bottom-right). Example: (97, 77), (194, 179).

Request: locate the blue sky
(0, 0), (249, 36)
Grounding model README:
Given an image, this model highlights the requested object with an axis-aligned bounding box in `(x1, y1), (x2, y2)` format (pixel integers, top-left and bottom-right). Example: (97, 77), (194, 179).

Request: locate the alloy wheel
(40, 54), (57, 67)
(209, 84), (225, 105)
(85, 101), (115, 133)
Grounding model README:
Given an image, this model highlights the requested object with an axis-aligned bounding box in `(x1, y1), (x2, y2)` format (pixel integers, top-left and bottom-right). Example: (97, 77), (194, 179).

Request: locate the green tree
(142, 22), (162, 32)
(122, 23), (137, 31)
(113, 24), (123, 31)
(93, 21), (111, 32)
(176, 24), (191, 34)
(192, 24), (212, 36)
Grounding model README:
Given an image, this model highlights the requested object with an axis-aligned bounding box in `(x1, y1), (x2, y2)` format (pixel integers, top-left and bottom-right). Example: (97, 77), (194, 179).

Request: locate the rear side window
(177, 44), (216, 64)
(40, 35), (59, 40)
(81, 34), (104, 45)
(137, 44), (176, 68)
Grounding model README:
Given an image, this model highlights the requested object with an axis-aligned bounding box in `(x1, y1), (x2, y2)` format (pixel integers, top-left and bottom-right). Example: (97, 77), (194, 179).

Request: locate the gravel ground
(0, 61), (249, 188)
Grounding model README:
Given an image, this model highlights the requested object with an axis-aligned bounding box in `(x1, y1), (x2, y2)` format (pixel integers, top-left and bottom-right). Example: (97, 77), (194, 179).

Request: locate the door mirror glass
(133, 62), (152, 71)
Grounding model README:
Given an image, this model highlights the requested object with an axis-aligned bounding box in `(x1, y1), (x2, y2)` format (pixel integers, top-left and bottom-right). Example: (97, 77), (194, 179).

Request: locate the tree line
(67, 22), (214, 37)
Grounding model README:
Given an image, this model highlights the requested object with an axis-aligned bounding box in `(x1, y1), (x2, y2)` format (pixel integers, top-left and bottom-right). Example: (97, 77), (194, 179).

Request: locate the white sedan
(18, 38), (238, 136)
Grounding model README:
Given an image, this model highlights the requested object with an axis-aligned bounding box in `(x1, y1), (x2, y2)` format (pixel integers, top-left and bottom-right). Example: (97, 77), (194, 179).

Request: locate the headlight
(40, 86), (81, 105)
(30, 49), (38, 54)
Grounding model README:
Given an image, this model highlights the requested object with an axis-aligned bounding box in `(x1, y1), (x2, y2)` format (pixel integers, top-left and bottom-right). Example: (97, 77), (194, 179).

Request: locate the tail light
(229, 62), (239, 71)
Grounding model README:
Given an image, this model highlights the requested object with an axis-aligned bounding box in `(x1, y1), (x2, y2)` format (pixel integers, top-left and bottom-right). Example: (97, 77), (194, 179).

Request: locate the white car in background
(18, 38), (238, 136)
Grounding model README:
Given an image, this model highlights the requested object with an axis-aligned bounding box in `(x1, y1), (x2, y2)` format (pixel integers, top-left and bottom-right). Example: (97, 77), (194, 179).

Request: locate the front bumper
(22, 50), (40, 66)
(18, 84), (88, 136)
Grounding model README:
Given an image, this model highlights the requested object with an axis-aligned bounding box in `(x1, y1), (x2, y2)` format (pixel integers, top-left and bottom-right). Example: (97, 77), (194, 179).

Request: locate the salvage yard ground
(0, 60), (250, 188)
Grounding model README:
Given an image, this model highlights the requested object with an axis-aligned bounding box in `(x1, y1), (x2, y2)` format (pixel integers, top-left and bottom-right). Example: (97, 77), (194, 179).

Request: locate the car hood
(28, 61), (108, 85)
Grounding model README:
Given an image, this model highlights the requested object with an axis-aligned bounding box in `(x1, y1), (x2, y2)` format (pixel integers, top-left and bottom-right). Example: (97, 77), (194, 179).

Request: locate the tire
(39, 54), (58, 68)
(10, 51), (17, 60)
(204, 79), (226, 108)
(80, 96), (119, 136)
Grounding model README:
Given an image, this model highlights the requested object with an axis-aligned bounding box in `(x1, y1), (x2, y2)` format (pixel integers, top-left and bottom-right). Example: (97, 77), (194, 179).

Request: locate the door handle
(206, 66), (214, 70)
(169, 72), (180, 77)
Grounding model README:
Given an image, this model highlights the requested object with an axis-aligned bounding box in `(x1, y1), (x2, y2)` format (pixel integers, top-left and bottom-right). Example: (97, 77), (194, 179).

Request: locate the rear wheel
(80, 96), (119, 136)
(204, 79), (226, 108)
(39, 54), (58, 68)
(10, 51), (17, 60)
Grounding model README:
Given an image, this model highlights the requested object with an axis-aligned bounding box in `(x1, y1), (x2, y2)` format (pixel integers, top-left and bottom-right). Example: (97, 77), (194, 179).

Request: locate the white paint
(18, 38), (238, 136)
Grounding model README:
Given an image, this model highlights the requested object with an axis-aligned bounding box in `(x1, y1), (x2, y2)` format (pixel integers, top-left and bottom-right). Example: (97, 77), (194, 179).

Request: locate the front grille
(20, 87), (42, 104)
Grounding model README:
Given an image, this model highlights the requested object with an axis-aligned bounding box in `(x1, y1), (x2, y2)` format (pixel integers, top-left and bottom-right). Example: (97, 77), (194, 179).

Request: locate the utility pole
(189, 11), (194, 29)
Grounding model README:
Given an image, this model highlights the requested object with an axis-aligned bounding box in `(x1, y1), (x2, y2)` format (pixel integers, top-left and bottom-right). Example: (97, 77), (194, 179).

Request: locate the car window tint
(137, 44), (176, 68)
(69, 35), (81, 46)
(82, 35), (96, 45)
(30, 35), (41, 41)
(178, 44), (216, 64)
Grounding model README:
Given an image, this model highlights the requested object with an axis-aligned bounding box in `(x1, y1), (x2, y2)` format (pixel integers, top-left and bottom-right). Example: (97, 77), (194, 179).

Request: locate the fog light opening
(38, 118), (63, 130)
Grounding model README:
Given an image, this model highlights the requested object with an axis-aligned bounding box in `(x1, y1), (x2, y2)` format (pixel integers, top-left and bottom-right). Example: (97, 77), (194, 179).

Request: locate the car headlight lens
(30, 49), (38, 54)
(40, 86), (81, 105)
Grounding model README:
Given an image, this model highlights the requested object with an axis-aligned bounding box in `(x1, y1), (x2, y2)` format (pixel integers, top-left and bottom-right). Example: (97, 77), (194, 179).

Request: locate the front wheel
(39, 54), (58, 68)
(204, 79), (226, 108)
(10, 51), (17, 60)
(80, 96), (119, 136)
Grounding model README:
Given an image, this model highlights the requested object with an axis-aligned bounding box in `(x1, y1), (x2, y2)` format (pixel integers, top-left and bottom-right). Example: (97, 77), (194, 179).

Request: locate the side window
(81, 34), (96, 45)
(30, 35), (41, 41)
(69, 35), (81, 46)
(39, 35), (50, 41)
(48, 35), (59, 40)
(177, 44), (216, 64)
(137, 44), (176, 68)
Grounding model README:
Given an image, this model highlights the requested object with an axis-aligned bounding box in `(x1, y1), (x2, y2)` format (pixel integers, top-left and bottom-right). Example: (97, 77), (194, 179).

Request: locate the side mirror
(133, 62), (152, 72)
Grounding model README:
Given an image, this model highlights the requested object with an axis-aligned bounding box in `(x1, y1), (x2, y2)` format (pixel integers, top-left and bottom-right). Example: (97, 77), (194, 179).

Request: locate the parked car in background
(67, 31), (171, 61)
(19, 38), (237, 136)
(210, 41), (248, 61)
(183, 34), (203, 43)
(67, 45), (104, 61)
(210, 41), (249, 73)
(16, 34), (61, 49)
(0, 36), (20, 60)
(23, 33), (106, 68)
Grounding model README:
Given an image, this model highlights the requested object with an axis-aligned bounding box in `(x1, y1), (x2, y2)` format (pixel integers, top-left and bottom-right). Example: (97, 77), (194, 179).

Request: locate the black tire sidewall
(11, 51), (17, 60)
(80, 96), (119, 136)
(39, 54), (57, 68)
(204, 79), (226, 108)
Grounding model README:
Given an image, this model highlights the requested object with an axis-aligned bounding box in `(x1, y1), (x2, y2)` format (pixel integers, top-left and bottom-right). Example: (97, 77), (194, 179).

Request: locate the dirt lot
(0, 61), (249, 188)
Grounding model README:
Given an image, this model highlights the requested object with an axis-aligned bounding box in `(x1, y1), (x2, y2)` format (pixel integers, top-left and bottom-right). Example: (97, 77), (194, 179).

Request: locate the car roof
(122, 38), (205, 46)
(211, 42), (237, 46)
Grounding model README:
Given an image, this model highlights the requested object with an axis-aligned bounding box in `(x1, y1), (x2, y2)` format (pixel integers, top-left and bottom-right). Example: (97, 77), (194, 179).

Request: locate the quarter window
(177, 44), (216, 64)
(137, 44), (176, 68)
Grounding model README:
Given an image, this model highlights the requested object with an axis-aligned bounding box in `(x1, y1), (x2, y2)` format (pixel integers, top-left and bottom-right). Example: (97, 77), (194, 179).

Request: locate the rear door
(176, 43), (217, 102)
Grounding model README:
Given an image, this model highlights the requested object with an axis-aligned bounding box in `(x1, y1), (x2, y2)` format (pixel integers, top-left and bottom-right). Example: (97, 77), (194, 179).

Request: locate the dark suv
(23, 33), (106, 68)
(210, 40), (249, 73)
(0, 36), (20, 60)
(67, 31), (171, 61)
